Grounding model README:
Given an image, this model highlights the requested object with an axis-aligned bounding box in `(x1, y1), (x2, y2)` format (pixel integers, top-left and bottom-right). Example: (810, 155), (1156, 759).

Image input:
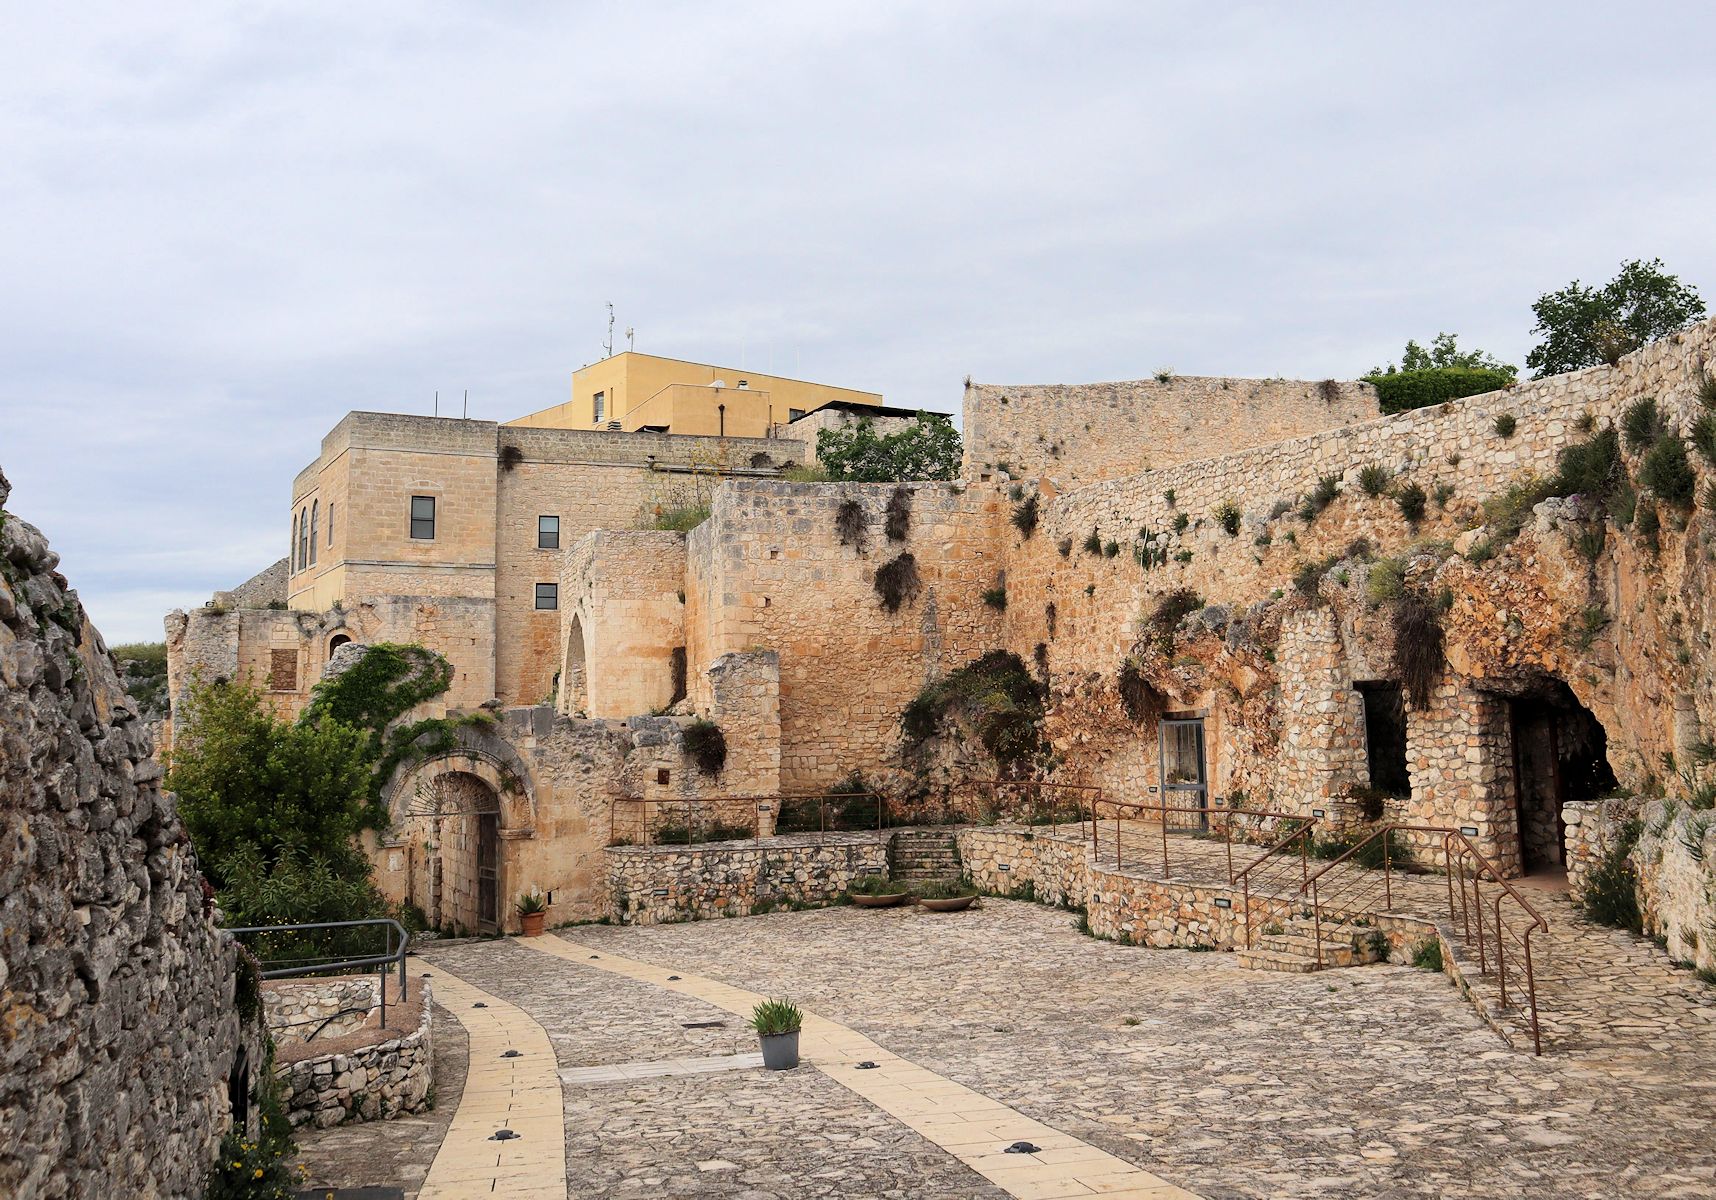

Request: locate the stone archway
(400, 770), (504, 935)
(564, 614), (589, 715)
(1507, 677), (1617, 877)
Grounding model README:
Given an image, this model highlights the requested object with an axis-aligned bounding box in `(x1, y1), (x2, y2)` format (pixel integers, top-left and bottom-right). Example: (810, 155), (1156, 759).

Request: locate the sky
(4, 2), (1716, 643)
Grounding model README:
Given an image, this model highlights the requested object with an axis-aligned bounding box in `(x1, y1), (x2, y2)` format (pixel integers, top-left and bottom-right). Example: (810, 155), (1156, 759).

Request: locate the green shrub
(1481, 476), (1554, 546)
(651, 504), (711, 531)
(1083, 528), (1103, 555)
(899, 650), (1044, 771)
(847, 874), (909, 896)
(1493, 413), (1517, 437)
(1214, 500), (1242, 536)
(1357, 464), (1392, 497)
(1699, 371), (1716, 409)
(1692, 412), (1716, 466)
(1144, 588), (1204, 654)
(1366, 557), (1405, 605)
(681, 719), (727, 775)
(1622, 396), (1663, 450)
(1411, 938), (1444, 971)
(1395, 483), (1427, 523)
(1637, 501), (1661, 552)
(980, 584), (1008, 610)
(1363, 367), (1515, 415)
(1582, 820), (1643, 933)
(914, 879), (979, 900)
(1102, 539), (1120, 558)
(1639, 433), (1696, 507)
(1172, 511), (1190, 534)
(1010, 493), (1039, 538)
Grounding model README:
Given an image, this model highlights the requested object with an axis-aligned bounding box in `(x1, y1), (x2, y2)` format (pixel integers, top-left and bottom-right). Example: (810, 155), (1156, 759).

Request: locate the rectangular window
(537, 515), (560, 550)
(788, 408), (806, 421)
(410, 495), (436, 540)
(327, 501), (335, 546)
(269, 649), (298, 693)
(593, 391), (605, 423)
(535, 583), (558, 610)
(1358, 682), (1411, 798)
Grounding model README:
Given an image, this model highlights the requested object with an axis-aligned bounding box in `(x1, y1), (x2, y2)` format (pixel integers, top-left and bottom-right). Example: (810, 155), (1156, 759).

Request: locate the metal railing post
(1383, 829), (1393, 911)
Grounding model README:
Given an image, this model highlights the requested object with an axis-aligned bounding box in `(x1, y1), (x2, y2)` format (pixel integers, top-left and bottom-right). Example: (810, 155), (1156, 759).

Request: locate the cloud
(3, 1), (1714, 642)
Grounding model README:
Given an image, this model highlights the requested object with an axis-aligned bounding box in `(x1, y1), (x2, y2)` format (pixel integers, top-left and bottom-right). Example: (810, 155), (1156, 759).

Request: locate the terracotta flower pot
(916, 894), (977, 912)
(519, 911), (546, 937)
(850, 892), (909, 908)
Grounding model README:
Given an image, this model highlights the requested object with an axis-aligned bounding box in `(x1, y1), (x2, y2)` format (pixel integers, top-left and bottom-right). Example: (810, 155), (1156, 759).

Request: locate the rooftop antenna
(626, 326), (635, 352)
(604, 302), (615, 358)
(463, 389), (468, 420)
(434, 390), (439, 417)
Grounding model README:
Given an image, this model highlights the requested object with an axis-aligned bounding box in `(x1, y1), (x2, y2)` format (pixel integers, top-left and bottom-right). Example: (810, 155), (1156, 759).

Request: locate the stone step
(1256, 937), (1358, 967)
(893, 853), (961, 866)
(1233, 948), (1322, 973)
(893, 870), (964, 882)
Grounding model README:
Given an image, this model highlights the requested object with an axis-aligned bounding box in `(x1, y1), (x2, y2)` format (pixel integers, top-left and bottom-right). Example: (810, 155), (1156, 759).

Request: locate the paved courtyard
(295, 895), (1716, 1199)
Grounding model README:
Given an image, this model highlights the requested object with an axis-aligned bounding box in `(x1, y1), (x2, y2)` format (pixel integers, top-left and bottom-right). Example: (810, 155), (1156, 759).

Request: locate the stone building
(171, 322), (1716, 931)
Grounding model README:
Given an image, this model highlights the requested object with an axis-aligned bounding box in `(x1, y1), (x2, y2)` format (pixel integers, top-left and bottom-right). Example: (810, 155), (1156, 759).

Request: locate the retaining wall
(274, 980), (433, 1129)
(606, 832), (889, 924)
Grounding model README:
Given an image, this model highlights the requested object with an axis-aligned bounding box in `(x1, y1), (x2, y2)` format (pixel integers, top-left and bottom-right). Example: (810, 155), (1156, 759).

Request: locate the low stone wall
(275, 981), (433, 1129)
(606, 832), (889, 924)
(958, 825), (1089, 908)
(263, 978), (379, 1046)
(1633, 799), (1716, 973)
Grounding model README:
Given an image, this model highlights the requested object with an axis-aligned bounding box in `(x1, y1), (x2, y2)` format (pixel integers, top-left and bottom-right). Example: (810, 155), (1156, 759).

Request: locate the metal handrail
(1291, 824), (1548, 1054)
(972, 779), (1100, 839)
(1091, 797), (1311, 882)
(228, 918), (410, 1028)
(1233, 816), (1321, 947)
(608, 793), (888, 848)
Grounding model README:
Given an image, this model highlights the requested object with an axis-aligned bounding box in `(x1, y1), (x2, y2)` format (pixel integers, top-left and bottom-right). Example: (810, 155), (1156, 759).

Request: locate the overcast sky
(5, 2), (1716, 643)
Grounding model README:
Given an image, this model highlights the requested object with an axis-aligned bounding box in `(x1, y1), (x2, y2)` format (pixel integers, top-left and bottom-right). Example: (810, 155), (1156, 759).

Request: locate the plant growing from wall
(981, 577), (1008, 609)
(1172, 511), (1190, 534)
(1357, 464), (1392, 497)
(1117, 657), (1163, 725)
(899, 651), (1045, 773)
(1044, 601), (1057, 638)
(1692, 411), (1716, 466)
(1083, 528), (1103, 555)
(1493, 413), (1517, 437)
(681, 719), (727, 775)
(834, 497), (868, 549)
(1011, 493), (1040, 538)
(1102, 539), (1120, 558)
(1394, 483), (1427, 523)
(1056, 537), (1072, 557)
(884, 486), (912, 541)
(1622, 396), (1664, 451)
(1582, 819), (1643, 932)
(651, 504), (711, 531)
(1635, 501), (1661, 553)
(873, 552), (921, 613)
(499, 444), (525, 471)
(1214, 500), (1242, 536)
(1144, 588), (1204, 655)
(1392, 592), (1445, 711)
(1639, 432), (1696, 507)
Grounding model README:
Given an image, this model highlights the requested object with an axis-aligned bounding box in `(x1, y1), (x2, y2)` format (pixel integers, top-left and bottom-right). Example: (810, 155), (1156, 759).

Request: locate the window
(269, 649), (298, 693)
(535, 583), (558, 610)
(290, 514), (299, 573)
(298, 506), (309, 568)
(593, 391), (605, 423)
(1358, 682), (1411, 798)
(328, 633), (352, 659)
(788, 408), (806, 421)
(537, 515), (560, 550)
(326, 501), (335, 546)
(308, 501), (318, 566)
(410, 495), (436, 540)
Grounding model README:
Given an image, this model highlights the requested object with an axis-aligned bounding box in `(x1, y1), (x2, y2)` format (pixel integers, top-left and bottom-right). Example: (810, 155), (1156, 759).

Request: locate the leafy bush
(1010, 493), (1039, 538)
(1363, 367), (1516, 415)
(1214, 500), (1242, 536)
(1395, 483), (1427, 523)
(1527, 259), (1706, 376)
(1582, 820), (1643, 933)
(1493, 413), (1517, 437)
(217, 845), (395, 965)
(1411, 938), (1445, 971)
(1481, 477), (1554, 546)
(873, 552), (921, 613)
(1550, 426), (1627, 513)
(1623, 396), (1663, 450)
(681, 719), (727, 775)
(899, 650), (1045, 771)
(1639, 433), (1696, 507)
(747, 998), (803, 1036)
(816, 414), (961, 482)
(847, 874), (909, 896)
(1357, 464), (1392, 497)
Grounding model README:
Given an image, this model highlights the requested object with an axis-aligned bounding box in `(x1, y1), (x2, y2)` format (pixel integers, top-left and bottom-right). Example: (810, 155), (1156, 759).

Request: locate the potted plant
(914, 879), (980, 913)
(748, 998), (803, 1070)
(515, 892), (548, 936)
(846, 873), (911, 908)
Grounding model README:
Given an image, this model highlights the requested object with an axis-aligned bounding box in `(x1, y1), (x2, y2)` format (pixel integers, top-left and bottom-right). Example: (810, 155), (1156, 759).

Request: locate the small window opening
(535, 583), (558, 610)
(1358, 682), (1411, 797)
(410, 495), (436, 540)
(538, 516), (560, 550)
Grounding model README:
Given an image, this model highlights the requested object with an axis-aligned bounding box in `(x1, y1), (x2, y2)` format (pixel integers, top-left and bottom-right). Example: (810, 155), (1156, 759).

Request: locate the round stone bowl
(916, 894), (977, 913)
(850, 892), (910, 908)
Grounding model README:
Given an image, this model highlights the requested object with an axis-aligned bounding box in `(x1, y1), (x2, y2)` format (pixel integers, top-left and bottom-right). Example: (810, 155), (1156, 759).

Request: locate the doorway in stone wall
(1509, 680), (1617, 876)
(1159, 717), (1208, 831)
(476, 812), (499, 934)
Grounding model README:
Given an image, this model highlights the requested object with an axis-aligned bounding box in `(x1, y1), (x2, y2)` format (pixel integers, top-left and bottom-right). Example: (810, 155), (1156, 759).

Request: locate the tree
(815, 413), (962, 482)
(1526, 258), (1706, 378)
(1370, 332), (1515, 377)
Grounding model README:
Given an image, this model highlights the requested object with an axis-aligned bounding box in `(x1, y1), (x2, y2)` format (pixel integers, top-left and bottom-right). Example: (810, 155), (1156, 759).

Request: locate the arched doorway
(405, 771), (503, 935)
(328, 633), (353, 659)
(1509, 678), (1617, 876)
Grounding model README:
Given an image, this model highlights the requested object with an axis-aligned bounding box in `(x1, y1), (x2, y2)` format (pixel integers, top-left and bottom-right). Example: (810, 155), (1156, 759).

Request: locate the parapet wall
(963, 376), (1378, 489)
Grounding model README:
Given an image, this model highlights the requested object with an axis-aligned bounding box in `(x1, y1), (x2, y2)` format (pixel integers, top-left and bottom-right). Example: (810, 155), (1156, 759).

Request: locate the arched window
(309, 501), (319, 566)
(328, 633), (352, 659)
(298, 507), (308, 570)
(290, 514), (299, 573)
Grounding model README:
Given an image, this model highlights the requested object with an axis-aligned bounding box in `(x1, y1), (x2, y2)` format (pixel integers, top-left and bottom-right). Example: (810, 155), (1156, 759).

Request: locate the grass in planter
(914, 879), (979, 900)
(1411, 938), (1444, 971)
(748, 998), (803, 1036)
(847, 874), (910, 896)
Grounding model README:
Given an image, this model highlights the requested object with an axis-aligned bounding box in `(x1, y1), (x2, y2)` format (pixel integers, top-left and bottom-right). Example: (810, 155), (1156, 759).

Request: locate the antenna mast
(626, 326), (635, 352)
(604, 303), (615, 358)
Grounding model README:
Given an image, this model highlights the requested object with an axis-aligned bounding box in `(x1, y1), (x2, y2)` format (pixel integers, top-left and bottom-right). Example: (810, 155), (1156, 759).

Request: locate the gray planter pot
(759, 1030), (800, 1070)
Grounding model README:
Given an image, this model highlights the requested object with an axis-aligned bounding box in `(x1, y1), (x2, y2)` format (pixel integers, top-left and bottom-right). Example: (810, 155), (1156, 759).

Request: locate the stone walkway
(294, 896), (1716, 1198)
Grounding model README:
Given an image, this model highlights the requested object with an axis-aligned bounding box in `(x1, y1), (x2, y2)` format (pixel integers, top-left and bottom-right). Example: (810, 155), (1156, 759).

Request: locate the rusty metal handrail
(1293, 824), (1548, 1055)
(973, 779), (1101, 840)
(609, 793), (887, 848)
(1232, 816), (1321, 948)
(1090, 797), (1310, 883)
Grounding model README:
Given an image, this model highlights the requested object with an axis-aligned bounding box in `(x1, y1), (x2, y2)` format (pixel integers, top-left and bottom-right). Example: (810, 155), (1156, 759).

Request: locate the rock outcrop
(0, 466), (246, 1198)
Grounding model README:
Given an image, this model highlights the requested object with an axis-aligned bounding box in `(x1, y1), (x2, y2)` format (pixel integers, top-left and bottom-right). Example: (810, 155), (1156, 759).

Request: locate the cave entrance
(1509, 680), (1617, 877)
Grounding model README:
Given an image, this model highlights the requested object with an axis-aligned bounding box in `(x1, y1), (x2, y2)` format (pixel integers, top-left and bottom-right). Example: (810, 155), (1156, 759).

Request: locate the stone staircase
(1234, 917), (1386, 973)
(890, 829), (964, 885)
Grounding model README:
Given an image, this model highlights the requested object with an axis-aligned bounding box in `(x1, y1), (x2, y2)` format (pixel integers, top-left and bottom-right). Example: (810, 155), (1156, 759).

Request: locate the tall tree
(816, 413), (962, 482)
(1370, 332), (1514, 377)
(1526, 258), (1706, 378)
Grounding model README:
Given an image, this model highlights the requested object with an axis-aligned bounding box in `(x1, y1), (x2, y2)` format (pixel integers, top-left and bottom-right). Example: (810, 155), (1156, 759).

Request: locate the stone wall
(1568, 796), (1716, 975)
(560, 530), (688, 718)
(274, 981), (433, 1129)
(1, 466), (250, 1198)
(264, 977), (380, 1046)
(962, 376), (1378, 489)
(605, 833), (888, 924)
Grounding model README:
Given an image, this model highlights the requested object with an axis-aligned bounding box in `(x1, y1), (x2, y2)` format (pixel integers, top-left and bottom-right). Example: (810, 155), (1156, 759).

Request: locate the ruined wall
(1, 467), (249, 1198)
(560, 530), (688, 719)
(684, 480), (1006, 793)
(962, 376), (1378, 489)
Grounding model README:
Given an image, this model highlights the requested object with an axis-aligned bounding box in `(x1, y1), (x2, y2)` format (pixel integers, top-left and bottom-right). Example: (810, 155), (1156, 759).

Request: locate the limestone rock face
(0, 466), (244, 1198)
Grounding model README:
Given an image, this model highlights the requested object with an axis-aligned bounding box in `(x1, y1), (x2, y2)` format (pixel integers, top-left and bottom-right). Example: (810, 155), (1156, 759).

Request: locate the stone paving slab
(559, 1052), (763, 1084)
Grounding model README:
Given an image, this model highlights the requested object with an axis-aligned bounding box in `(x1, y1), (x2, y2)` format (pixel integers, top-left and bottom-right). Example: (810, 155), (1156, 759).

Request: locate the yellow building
(507, 351), (888, 439)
